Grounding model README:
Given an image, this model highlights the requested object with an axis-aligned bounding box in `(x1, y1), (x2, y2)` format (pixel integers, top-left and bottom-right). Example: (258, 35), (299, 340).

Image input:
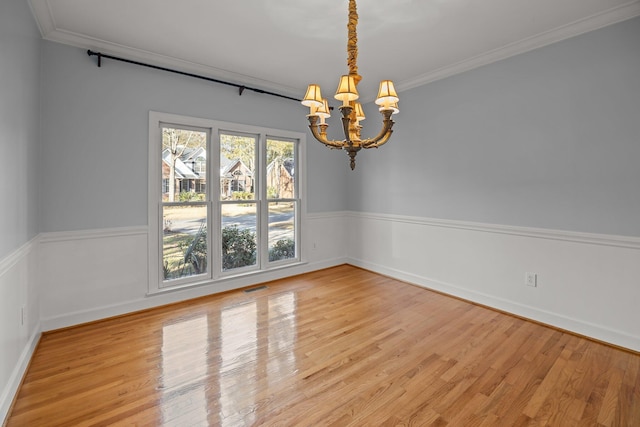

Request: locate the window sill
(146, 260), (308, 297)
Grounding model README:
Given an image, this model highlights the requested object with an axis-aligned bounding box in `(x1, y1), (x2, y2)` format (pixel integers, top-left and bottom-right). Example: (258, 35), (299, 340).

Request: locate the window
(266, 138), (297, 263)
(160, 126), (209, 283)
(148, 112), (305, 292)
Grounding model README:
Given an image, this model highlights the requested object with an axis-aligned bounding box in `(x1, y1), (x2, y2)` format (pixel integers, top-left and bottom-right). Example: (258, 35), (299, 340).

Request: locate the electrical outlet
(525, 272), (537, 287)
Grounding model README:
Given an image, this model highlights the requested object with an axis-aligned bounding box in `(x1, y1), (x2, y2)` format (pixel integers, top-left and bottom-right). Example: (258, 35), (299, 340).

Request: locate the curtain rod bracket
(239, 86), (245, 96)
(87, 50), (102, 67)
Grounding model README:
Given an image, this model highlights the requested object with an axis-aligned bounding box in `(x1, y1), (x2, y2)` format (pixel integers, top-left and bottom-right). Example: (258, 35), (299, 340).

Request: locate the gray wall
(349, 17), (640, 237)
(0, 0), (41, 259)
(39, 41), (348, 232)
(38, 18), (640, 236)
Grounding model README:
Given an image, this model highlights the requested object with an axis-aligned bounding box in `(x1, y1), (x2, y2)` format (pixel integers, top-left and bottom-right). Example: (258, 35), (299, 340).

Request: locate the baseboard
(346, 211), (640, 353)
(348, 257), (640, 352)
(40, 257), (347, 332)
(1, 324), (40, 424)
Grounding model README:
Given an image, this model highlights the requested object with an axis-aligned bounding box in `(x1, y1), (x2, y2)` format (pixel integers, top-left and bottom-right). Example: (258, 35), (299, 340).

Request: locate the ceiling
(29, 0), (640, 102)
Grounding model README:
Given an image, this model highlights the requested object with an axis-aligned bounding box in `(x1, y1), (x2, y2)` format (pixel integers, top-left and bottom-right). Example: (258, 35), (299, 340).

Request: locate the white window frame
(148, 111), (306, 294)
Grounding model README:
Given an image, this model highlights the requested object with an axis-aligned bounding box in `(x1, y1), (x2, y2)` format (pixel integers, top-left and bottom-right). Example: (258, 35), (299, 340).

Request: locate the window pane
(266, 138), (295, 199)
(220, 134), (256, 201)
(162, 204), (207, 281)
(268, 202), (295, 262)
(162, 127), (207, 202)
(221, 203), (257, 271)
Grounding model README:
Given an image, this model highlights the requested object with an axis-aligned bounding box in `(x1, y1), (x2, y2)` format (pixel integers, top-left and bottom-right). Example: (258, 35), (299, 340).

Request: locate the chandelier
(301, 0), (399, 170)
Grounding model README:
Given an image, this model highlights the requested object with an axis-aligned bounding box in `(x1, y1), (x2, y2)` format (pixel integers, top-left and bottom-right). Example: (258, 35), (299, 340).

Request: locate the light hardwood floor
(6, 265), (640, 426)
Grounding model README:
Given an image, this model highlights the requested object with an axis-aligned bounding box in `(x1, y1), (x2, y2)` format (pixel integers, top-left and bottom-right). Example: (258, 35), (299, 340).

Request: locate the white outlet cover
(525, 272), (537, 287)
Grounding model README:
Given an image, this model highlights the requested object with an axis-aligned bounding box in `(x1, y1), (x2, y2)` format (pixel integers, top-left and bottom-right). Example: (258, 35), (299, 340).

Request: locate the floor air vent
(243, 285), (268, 293)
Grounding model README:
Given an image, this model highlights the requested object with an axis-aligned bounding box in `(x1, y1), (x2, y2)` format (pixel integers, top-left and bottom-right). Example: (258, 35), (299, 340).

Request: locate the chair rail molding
(346, 211), (640, 352)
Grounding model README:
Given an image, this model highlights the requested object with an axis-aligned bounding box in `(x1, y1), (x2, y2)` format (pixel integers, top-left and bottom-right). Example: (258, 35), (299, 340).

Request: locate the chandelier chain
(347, 0), (359, 80)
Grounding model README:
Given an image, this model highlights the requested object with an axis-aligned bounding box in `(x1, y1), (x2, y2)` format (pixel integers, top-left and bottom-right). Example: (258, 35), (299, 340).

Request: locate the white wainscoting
(346, 212), (640, 352)
(0, 238), (40, 423)
(7, 209), (639, 422)
(38, 212), (348, 331)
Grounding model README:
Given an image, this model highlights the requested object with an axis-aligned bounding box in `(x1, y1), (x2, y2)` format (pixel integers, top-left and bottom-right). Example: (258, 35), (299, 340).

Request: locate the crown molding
(49, 30), (302, 99)
(30, 0), (640, 97)
(397, 0), (640, 92)
(28, 0), (301, 99)
(28, 0), (55, 36)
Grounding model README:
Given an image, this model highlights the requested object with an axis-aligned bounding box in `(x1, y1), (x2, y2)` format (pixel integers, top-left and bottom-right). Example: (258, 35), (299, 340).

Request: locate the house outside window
(148, 112), (305, 293)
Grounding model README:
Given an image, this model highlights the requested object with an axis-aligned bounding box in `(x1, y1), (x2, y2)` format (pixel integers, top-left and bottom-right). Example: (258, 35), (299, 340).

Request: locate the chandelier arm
(339, 106), (354, 145)
(363, 128), (393, 149)
(307, 116), (346, 148)
(361, 110), (395, 148)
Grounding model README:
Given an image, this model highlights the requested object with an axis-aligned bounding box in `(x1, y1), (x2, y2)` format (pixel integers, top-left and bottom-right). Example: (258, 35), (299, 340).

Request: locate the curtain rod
(86, 50), (301, 103)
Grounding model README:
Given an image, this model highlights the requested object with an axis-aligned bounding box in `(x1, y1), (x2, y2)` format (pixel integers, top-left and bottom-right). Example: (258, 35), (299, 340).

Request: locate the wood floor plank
(5, 265), (640, 426)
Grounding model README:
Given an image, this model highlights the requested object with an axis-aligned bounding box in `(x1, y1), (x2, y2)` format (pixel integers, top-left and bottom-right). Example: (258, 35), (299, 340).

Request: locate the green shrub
(267, 187), (279, 199)
(231, 191), (254, 201)
(269, 238), (295, 262)
(171, 224), (259, 275)
(178, 191), (198, 202)
(222, 226), (256, 270)
(176, 191), (205, 202)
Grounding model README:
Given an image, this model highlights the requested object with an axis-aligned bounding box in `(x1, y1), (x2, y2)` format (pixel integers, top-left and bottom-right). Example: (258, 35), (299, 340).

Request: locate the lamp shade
(302, 84), (324, 108)
(317, 99), (331, 119)
(334, 75), (359, 102)
(375, 80), (399, 106)
(354, 102), (366, 121)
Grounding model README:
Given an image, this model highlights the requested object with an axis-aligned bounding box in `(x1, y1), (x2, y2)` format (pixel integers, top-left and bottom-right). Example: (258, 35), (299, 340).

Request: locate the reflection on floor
(6, 265), (640, 426)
